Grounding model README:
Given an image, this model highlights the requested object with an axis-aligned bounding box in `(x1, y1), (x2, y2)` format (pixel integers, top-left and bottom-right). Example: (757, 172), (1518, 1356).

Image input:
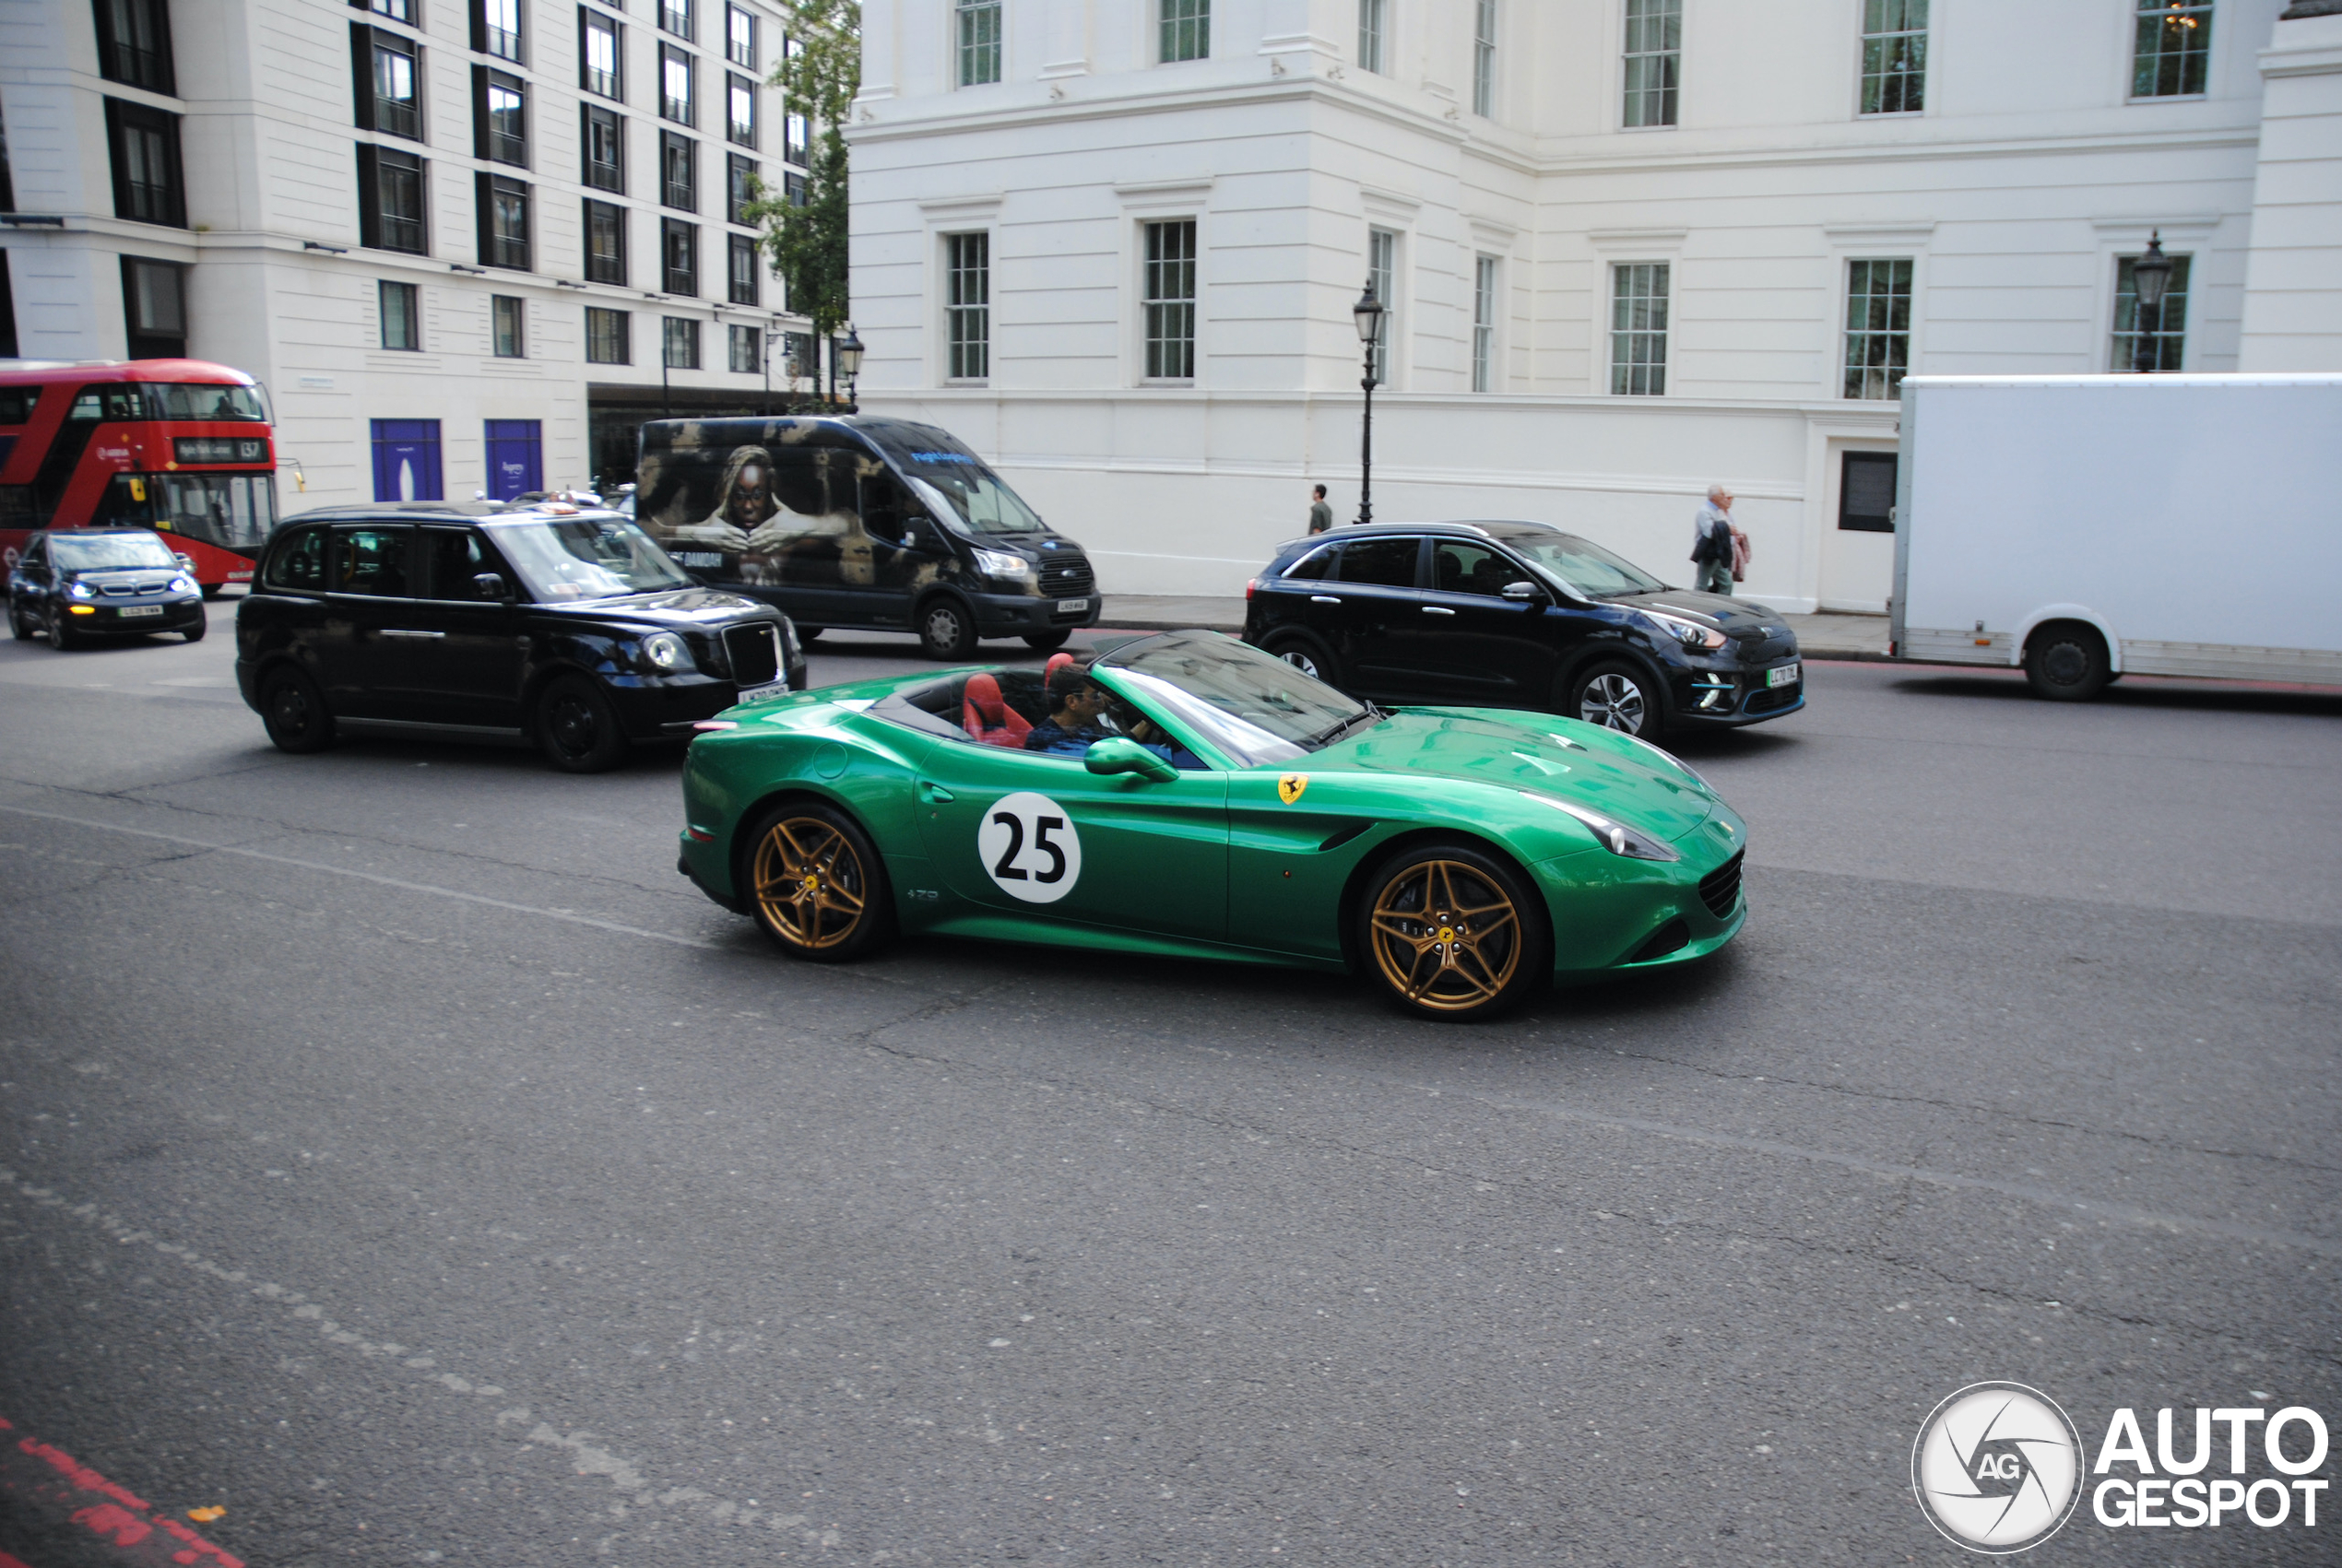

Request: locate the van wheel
(917, 597), (977, 660)
(1262, 631), (1342, 688)
(1023, 630), (1070, 652)
(1570, 661), (1664, 737)
(259, 667), (336, 753)
(537, 675), (631, 772)
(2025, 622), (2111, 701)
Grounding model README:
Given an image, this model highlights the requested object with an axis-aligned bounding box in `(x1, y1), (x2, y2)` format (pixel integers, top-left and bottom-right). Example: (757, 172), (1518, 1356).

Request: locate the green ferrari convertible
(677, 631), (1746, 1020)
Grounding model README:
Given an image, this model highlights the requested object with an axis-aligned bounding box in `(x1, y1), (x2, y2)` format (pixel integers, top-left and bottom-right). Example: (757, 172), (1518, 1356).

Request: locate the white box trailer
(1890, 373), (2342, 699)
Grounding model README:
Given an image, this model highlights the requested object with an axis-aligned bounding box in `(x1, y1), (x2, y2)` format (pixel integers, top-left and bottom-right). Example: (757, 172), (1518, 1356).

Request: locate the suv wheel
(917, 597), (977, 660)
(537, 675), (631, 772)
(1571, 661), (1663, 737)
(1262, 631), (1342, 688)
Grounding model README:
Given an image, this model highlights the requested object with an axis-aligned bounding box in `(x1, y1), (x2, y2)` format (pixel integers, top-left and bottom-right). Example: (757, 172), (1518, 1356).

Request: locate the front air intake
(725, 623), (780, 688)
(1698, 851), (1745, 919)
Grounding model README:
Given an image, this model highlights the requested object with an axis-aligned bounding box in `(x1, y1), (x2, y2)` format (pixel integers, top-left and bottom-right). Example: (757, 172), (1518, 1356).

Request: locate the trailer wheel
(2023, 621), (2111, 702)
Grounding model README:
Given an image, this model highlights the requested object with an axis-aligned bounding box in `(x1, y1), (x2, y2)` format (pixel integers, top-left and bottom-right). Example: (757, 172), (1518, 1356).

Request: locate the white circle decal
(1912, 1382), (2083, 1553)
(977, 792), (1082, 904)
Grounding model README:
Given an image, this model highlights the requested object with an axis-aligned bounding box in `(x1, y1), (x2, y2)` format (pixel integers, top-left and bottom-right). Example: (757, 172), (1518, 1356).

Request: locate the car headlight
(1641, 609), (1727, 652)
(639, 631), (691, 672)
(168, 574), (195, 595)
(973, 548), (1029, 582)
(67, 582), (96, 600)
(1527, 793), (1682, 862)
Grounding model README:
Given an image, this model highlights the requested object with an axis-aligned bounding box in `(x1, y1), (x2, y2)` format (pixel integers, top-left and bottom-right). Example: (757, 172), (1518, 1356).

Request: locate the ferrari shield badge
(1277, 773), (1308, 805)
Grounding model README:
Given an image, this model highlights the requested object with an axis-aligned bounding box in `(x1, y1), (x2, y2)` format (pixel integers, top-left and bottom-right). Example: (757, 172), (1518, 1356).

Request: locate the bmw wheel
(1571, 662), (1662, 737)
(7, 604), (31, 641)
(536, 675), (631, 773)
(744, 802), (894, 962)
(1358, 842), (1550, 1021)
(46, 611), (78, 651)
(259, 667), (337, 753)
(917, 597), (977, 660)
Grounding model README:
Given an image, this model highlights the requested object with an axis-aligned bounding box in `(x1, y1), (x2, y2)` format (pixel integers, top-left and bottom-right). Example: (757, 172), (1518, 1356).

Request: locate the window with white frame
(1842, 258), (1912, 399)
(946, 230), (989, 380)
(492, 294), (526, 358)
(480, 0), (524, 65)
(2133, 0), (2212, 98)
(1609, 262), (1668, 395)
(1622, 0), (1679, 128)
(729, 323), (761, 372)
(380, 279), (420, 350)
(1160, 0), (1208, 64)
(2111, 251), (2190, 371)
(1472, 254), (1496, 394)
(1142, 218), (1197, 380)
(726, 5), (755, 68)
(1860, 0), (1926, 115)
(662, 45), (695, 124)
(1358, 0), (1386, 74)
(1473, 0), (1496, 117)
(582, 10), (622, 100)
(663, 314), (700, 368)
(586, 306), (630, 364)
(958, 0), (1001, 86)
(1366, 228), (1396, 386)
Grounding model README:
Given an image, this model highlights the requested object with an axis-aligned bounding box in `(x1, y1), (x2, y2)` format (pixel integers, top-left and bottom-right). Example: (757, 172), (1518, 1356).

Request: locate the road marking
(0, 1414), (244, 1566)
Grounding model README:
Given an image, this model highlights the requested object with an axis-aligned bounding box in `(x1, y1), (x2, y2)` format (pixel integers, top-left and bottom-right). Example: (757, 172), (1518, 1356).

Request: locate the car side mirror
(473, 572), (516, 601)
(1083, 736), (1178, 783)
(173, 552), (196, 573)
(1501, 580), (1547, 604)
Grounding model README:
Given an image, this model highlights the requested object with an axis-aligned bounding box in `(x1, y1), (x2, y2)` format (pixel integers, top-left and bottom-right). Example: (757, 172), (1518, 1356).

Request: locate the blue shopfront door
(371, 420), (444, 502)
(484, 420), (543, 501)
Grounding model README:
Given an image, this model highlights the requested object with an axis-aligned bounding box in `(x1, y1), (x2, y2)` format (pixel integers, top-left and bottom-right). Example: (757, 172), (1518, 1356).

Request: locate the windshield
(157, 473), (277, 549)
(1505, 532), (1667, 598)
(53, 533), (177, 571)
(1097, 632), (1370, 768)
(864, 429), (1044, 535)
(489, 516), (694, 601)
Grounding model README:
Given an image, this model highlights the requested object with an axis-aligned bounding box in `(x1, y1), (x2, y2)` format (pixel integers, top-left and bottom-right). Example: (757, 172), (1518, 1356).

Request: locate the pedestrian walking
(1690, 484), (1737, 595)
(1307, 484), (1333, 534)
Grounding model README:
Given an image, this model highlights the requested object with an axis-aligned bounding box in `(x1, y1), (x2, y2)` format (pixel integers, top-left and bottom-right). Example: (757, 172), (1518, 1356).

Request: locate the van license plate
(120, 606), (163, 618)
(1767, 662), (1800, 689)
(1057, 597), (1089, 614)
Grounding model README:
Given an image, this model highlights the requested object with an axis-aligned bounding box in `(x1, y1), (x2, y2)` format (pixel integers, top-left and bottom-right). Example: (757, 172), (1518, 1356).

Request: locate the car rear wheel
(1357, 843), (1550, 1021)
(1023, 629), (1070, 652)
(8, 604), (32, 640)
(1571, 661), (1663, 737)
(1262, 631), (1342, 688)
(917, 597), (977, 660)
(46, 611), (79, 651)
(536, 675), (630, 773)
(744, 803), (893, 962)
(2024, 621), (2111, 701)
(259, 667), (336, 753)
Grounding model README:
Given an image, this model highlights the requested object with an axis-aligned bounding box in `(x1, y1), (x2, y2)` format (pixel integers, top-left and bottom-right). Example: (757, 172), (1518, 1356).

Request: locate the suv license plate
(1768, 662), (1800, 689)
(736, 680), (789, 705)
(1057, 597), (1089, 614)
(120, 605), (163, 618)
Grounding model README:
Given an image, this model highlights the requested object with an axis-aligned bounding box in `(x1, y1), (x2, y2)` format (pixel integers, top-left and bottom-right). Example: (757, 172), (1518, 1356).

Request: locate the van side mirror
(1501, 580), (1547, 604)
(1083, 737), (1178, 783)
(473, 572), (516, 601)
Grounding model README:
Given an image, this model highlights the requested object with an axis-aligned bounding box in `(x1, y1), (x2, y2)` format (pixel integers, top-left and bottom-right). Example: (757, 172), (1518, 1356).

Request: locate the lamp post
(835, 324), (865, 413)
(2130, 231), (2173, 374)
(1352, 278), (1385, 526)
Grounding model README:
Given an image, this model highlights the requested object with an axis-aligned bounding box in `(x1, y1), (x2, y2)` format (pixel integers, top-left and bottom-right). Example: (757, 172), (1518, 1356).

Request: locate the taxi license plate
(1057, 597), (1089, 614)
(119, 605), (163, 618)
(1768, 662), (1800, 689)
(736, 680), (790, 705)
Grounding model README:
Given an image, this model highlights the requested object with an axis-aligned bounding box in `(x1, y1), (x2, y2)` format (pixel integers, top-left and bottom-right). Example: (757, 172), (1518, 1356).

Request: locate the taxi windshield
(490, 515), (694, 601)
(1096, 632), (1371, 768)
(52, 533), (177, 571)
(1507, 532), (1667, 598)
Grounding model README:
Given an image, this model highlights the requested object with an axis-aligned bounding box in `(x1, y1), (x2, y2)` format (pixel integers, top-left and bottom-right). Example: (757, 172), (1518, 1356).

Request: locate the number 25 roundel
(977, 792), (1084, 904)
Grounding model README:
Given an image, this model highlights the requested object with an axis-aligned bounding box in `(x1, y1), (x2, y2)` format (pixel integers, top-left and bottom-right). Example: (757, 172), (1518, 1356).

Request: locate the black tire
(1569, 660), (1665, 738)
(1023, 629), (1071, 653)
(1261, 630), (1343, 688)
(46, 611), (78, 651)
(917, 595), (977, 660)
(2024, 621), (2112, 701)
(796, 625), (824, 643)
(740, 801), (894, 962)
(536, 675), (631, 772)
(1356, 841), (1551, 1021)
(8, 604), (31, 641)
(182, 616), (207, 643)
(201, 584), (223, 601)
(259, 666), (337, 753)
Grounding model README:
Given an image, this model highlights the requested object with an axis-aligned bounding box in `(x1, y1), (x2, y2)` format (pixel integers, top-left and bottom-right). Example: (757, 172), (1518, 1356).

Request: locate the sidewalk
(1099, 596), (1892, 660)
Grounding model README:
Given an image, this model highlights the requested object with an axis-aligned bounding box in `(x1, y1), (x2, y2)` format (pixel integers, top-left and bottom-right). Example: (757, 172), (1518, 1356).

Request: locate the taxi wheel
(744, 803), (893, 962)
(917, 597), (977, 661)
(796, 625), (824, 643)
(1263, 631), (1341, 688)
(1571, 662), (1665, 739)
(537, 675), (630, 773)
(259, 667), (336, 754)
(1358, 843), (1550, 1022)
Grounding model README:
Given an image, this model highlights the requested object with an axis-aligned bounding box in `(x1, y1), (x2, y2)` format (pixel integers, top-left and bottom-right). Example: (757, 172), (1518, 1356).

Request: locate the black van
(635, 416), (1099, 659)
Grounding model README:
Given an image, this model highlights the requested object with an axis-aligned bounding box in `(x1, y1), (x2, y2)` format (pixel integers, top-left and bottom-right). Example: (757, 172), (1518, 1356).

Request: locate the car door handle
(379, 629), (446, 639)
(918, 782), (955, 804)
(1421, 606), (1456, 616)
(1310, 595), (1342, 605)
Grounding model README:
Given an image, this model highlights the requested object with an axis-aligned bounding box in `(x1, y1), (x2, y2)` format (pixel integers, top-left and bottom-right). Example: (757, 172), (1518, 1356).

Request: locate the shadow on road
(1889, 669), (2342, 718)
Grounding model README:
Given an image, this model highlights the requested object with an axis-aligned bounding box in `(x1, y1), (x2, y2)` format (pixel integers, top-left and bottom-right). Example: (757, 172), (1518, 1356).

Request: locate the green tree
(746, 1), (858, 398)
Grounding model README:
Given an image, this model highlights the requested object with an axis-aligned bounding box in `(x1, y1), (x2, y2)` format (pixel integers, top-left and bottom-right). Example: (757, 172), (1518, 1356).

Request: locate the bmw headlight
(1641, 609), (1727, 652)
(1527, 794), (1682, 862)
(973, 548), (1030, 582)
(168, 574), (195, 595)
(639, 631), (691, 673)
(67, 581), (96, 600)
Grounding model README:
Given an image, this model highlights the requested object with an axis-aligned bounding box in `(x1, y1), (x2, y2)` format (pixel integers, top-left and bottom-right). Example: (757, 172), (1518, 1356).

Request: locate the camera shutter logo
(1912, 1382), (2084, 1553)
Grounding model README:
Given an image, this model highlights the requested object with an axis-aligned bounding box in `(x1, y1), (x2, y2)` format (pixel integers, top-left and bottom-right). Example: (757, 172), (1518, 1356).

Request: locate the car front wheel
(744, 802), (893, 962)
(917, 597), (977, 660)
(47, 611), (79, 651)
(1571, 661), (1663, 737)
(259, 667), (336, 753)
(1357, 843), (1550, 1021)
(8, 604), (32, 640)
(536, 675), (631, 772)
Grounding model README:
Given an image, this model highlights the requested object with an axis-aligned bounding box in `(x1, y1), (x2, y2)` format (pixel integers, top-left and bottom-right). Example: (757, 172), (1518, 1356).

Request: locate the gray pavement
(1103, 595), (1892, 659)
(1, 602), (2336, 1565)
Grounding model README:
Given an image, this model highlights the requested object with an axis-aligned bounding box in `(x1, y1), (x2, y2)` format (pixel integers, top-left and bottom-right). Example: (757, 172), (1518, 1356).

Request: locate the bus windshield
(52, 533), (179, 572)
(157, 473), (278, 549)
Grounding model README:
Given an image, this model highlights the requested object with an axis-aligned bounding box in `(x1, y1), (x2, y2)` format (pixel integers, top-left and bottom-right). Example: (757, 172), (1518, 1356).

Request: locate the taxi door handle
(1309, 595), (1341, 605)
(918, 782), (955, 804)
(380, 629), (446, 639)
(1421, 607), (1456, 616)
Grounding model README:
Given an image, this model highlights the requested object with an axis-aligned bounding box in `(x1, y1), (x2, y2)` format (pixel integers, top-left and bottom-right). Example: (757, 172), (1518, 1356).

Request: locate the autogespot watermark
(1913, 1382), (2331, 1552)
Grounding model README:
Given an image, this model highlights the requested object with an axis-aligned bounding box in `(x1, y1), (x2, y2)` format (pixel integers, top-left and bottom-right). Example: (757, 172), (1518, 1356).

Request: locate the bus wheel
(260, 668), (336, 753)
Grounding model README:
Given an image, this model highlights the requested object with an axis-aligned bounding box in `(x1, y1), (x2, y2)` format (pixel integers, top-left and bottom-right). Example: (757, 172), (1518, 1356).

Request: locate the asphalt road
(2, 604), (2336, 1566)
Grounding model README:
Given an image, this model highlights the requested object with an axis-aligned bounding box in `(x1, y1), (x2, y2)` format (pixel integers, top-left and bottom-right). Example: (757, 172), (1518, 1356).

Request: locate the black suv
(235, 502), (807, 772)
(1243, 521), (1803, 739)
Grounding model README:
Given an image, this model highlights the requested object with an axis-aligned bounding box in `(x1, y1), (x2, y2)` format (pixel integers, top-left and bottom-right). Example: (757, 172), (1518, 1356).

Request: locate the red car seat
(963, 673), (1033, 748)
(1045, 653), (1076, 682)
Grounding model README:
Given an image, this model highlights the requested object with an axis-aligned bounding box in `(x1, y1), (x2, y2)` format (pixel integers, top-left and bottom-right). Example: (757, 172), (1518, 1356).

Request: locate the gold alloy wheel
(751, 815), (869, 951)
(1366, 857), (1524, 1014)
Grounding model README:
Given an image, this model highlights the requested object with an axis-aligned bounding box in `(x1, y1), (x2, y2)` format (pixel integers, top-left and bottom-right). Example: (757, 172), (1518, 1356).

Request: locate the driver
(1024, 664), (1205, 769)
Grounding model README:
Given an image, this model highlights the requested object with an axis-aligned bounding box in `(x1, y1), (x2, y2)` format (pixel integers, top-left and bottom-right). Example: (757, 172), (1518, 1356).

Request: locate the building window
(380, 279), (421, 350)
(2133, 0), (2212, 99)
(492, 294), (526, 358)
(1473, 0), (1496, 117)
(726, 5), (755, 66)
(478, 0), (525, 65)
(946, 230), (988, 380)
(1472, 253), (1496, 393)
(359, 144), (429, 253)
(1839, 452), (1897, 532)
(1366, 227), (1396, 385)
(1609, 262), (1669, 395)
(583, 9), (623, 100)
(119, 255), (186, 359)
(727, 74), (757, 146)
(583, 104), (624, 192)
(1860, 0), (1927, 115)
(485, 419), (543, 500)
(1160, 0), (1209, 64)
(1358, 0), (1386, 74)
(479, 69), (528, 166)
(661, 45), (695, 124)
(663, 315), (700, 368)
(662, 217), (698, 294)
(585, 199), (627, 283)
(105, 100), (185, 228)
(1843, 258), (1913, 399)
(784, 171), (807, 206)
(478, 173), (532, 270)
(1622, 0), (1679, 128)
(958, 0), (1001, 85)
(661, 131), (697, 209)
(363, 30), (424, 140)
(2111, 251), (2190, 371)
(785, 102), (809, 165)
(365, 0), (413, 21)
(729, 322), (761, 372)
(96, 0), (176, 94)
(660, 0), (692, 42)
(1142, 218), (1196, 381)
(727, 232), (759, 303)
(727, 153), (757, 223)
(371, 420), (444, 501)
(586, 305), (630, 363)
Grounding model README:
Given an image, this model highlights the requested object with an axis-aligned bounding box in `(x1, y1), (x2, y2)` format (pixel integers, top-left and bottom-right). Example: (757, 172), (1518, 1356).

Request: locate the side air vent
(1626, 918), (1691, 963)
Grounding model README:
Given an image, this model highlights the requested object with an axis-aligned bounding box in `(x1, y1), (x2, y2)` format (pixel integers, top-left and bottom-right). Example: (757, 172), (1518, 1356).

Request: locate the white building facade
(848, 0), (2342, 610)
(0, 0), (820, 512)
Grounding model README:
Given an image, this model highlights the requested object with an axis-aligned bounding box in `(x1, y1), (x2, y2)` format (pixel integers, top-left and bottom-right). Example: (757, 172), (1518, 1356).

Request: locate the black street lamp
(2131, 231), (2173, 374)
(1352, 277), (1386, 526)
(835, 324), (866, 412)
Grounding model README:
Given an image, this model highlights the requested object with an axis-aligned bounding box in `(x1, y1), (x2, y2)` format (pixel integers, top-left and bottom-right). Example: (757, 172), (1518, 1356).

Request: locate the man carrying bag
(1690, 484), (1737, 595)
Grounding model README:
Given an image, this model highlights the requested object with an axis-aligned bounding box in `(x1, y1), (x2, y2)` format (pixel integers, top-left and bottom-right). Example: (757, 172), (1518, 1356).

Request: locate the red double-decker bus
(0, 359), (279, 595)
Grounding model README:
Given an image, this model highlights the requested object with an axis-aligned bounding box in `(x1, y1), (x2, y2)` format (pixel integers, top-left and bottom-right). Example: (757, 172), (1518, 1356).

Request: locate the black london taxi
(234, 501), (806, 772)
(7, 527), (207, 648)
(634, 415), (1098, 659)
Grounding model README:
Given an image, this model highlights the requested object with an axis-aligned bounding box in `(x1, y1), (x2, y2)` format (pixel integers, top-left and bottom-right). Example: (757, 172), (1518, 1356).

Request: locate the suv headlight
(1527, 794), (1682, 862)
(973, 548), (1029, 582)
(639, 631), (691, 672)
(1640, 609), (1727, 652)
